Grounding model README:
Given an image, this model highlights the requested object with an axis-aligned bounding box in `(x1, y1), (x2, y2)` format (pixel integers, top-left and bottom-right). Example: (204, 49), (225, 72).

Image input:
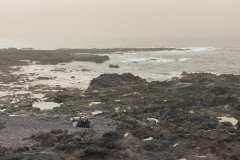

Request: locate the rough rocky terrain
(0, 48), (240, 160)
(0, 48), (184, 66)
(0, 112), (117, 147)
(1, 71), (240, 159)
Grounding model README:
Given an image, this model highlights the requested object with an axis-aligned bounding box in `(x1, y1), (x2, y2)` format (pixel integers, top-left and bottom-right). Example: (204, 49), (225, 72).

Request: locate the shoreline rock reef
(0, 47), (184, 66)
(0, 72), (240, 160)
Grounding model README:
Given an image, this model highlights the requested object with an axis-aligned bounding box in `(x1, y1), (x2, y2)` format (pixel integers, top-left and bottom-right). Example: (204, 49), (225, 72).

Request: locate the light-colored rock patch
(91, 110), (103, 115)
(147, 117), (159, 124)
(173, 143), (178, 147)
(89, 102), (101, 107)
(218, 116), (238, 125)
(143, 137), (153, 141)
(124, 133), (129, 137)
(33, 101), (61, 110)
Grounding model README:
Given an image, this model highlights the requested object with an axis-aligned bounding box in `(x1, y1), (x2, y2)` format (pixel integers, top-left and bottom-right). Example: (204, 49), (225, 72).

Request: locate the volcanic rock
(109, 64), (119, 68)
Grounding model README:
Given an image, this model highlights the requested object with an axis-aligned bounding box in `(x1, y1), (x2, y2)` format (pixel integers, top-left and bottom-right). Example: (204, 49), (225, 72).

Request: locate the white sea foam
(9, 115), (19, 117)
(32, 61), (40, 65)
(156, 59), (174, 63)
(123, 52), (137, 55)
(13, 62), (98, 89)
(10, 46), (239, 92)
(91, 110), (103, 115)
(15, 91), (31, 95)
(160, 71), (182, 77)
(20, 60), (31, 63)
(32, 94), (45, 99)
(125, 58), (175, 63)
(124, 58), (147, 63)
(188, 47), (217, 52)
(0, 91), (13, 97)
(178, 58), (189, 62)
(32, 101), (61, 110)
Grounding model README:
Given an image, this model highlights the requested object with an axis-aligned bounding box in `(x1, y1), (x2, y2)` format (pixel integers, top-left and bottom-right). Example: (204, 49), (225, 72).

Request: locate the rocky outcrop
(0, 129), (183, 160)
(109, 64), (119, 68)
(0, 153), (65, 160)
(0, 48), (111, 66)
(73, 54), (110, 63)
(89, 73), (146, 89)
(49, 72), (240, 159)
(2, 72), (240, 159)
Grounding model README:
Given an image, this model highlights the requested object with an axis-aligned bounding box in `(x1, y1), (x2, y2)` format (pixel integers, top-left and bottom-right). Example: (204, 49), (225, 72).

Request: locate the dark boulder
(109, 64), (119, 68)
(237, 121), (240, 130)
(31, 129), (69, 147)
(81, 148), (111, 159)
(74, 55), (110, 63)
(180, 72), (217, 83)
(13, 146), (30, 153)
(37, 76), (53, 80)
(89, 73), (146, 89)
(103, 131), (124, 139)
(116, 117), (147, 132)
(143, 140), (171, 152)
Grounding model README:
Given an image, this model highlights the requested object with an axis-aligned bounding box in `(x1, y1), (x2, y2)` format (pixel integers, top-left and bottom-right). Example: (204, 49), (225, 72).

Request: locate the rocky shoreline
(0, 71), (240, 159)
(0, 48), (185, 66)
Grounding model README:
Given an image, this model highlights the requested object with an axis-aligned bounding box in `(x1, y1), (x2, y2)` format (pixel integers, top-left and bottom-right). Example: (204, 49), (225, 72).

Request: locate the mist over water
(0, 0), (239, 87)
(0, 37), (240, 50)
(0, 0), (239, 49)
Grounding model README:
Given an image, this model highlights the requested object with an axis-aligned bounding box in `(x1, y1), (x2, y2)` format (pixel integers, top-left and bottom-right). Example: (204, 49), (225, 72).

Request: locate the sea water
(11, 46), (240, 90)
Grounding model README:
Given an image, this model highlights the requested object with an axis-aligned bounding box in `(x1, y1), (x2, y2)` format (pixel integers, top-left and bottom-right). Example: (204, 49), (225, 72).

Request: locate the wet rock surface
(0, 117), (5, 129)
(1, 72), (240, 159)
(1, 153), (65, 160)
(0, 48), (182, 66)
(0, 48), (111, 66)
(0, 114), (116, 147)
(109, 64), (119, 68)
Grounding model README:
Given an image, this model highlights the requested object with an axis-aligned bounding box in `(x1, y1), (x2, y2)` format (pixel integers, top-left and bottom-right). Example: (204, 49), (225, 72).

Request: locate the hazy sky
(0, 0), (240, 48)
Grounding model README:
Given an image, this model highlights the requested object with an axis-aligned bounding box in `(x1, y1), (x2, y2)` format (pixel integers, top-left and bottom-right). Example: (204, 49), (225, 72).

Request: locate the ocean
(1, 38), (240, 90)
(11, 46), (240, 90)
